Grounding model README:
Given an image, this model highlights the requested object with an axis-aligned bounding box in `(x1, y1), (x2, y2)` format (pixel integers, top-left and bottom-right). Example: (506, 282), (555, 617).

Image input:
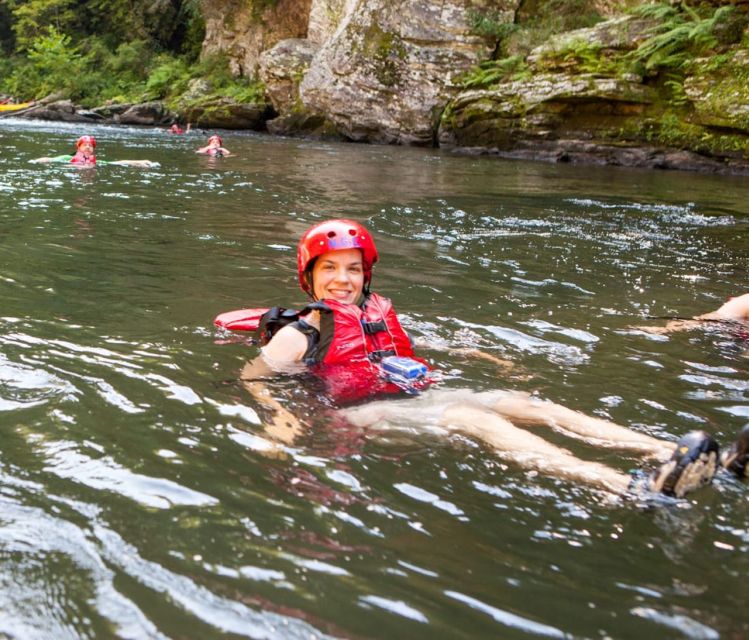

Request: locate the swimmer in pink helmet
(196, 135), (232, 157)
(30, 135), (158, 168)
(232, 220), (748, 500)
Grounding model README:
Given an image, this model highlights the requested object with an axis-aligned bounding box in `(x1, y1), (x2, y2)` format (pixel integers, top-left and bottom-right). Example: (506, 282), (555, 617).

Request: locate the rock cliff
(297, 0), (500, 145)
(198, 0), (749, 172)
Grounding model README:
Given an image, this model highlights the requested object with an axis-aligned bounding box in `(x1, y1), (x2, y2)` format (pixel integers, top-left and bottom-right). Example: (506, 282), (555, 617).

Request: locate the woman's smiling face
(311, 248), (364, 304)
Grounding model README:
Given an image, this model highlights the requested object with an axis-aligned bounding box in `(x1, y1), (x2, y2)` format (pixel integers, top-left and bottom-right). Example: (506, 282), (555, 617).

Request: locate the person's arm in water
(30, 156), (157, 168)
(29, 155), (73, 164)
(108, 159), (159, 168)
(634, 293), (749, 334)
(413, 336), (514, 371)
(240, 325), (309, 444)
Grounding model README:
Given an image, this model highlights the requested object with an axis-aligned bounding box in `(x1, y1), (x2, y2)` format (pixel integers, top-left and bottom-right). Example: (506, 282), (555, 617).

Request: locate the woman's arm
(29, 155), (72, 164)
(240, 325), (310, 444)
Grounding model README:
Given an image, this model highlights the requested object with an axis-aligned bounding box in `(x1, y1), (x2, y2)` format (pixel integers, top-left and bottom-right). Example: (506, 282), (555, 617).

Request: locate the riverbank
(4, 2), (749, 176)
(6, 88), (749, 177)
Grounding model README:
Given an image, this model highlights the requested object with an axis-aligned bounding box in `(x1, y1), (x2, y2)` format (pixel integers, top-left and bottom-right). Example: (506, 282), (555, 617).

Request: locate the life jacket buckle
(368, 349), (396, 362)
(361, 320), (387, 335)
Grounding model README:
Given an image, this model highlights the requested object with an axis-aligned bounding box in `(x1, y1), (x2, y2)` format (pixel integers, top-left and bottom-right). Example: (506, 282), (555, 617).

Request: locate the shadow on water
(0, 119), (747, 638)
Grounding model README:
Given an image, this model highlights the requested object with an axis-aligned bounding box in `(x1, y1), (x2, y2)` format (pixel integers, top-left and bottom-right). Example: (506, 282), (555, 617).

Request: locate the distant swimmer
(169, 123), (191, 134)
(634, 293), (749, 335)
(195, 135), (232, 157)
(30, 135), (159, 168)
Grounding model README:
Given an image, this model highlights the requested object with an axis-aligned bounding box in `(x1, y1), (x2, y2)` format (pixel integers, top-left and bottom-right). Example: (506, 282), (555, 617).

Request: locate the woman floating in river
(195, 135), (232, 157)
(224, 219), (748, 500)
(29, 135), (158, 168)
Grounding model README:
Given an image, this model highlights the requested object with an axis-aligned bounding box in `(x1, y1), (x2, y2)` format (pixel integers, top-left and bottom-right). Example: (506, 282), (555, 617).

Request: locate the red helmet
(208, 135), (222, 146)
(297, 219), (379, 295)
(76, 135), (96, 149)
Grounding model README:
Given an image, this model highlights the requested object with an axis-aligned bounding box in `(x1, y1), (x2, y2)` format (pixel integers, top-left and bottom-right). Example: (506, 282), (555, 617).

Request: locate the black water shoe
(649, 430), (719, 498)
(720, 424), (749, 478)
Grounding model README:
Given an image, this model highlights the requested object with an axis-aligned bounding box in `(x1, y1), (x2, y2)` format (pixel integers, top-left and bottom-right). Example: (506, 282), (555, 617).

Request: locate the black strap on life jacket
(255, 302), (329, 345)
(312, 297), (395, 363)
(361, 320), (387, 335)
(255, 296), (400, 361)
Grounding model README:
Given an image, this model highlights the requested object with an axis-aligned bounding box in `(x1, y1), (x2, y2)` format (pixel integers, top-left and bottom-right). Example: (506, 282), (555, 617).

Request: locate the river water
(0, 119), (747, 639)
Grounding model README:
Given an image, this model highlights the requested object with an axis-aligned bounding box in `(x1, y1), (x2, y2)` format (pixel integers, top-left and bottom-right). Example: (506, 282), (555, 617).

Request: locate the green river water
(0, 119), (747, 639)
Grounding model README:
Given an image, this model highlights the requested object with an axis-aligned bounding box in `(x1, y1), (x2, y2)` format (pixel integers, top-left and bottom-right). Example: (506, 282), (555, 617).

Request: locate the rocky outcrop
(200, 0), (313, 76)
(438, 74), (657, 150)
(298, 0), (502, 145)
(17, 100), (94, 123)
(684, 49), (749, 133)
(116, 102), (173, 125)
(439, 13), (749, 173)
(181, 98), (272, 129)
(258, 38), (317, 113)
(307, 0), (357, 43)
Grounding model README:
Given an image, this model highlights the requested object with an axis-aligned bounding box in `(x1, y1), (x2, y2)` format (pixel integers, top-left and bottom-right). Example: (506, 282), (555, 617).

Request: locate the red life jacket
(214, 293), (432, 405)
(213, 293), (415, 362)
(311, 294), (415, 364)
(71, 151), (96, 165)
(305, 294), (430, 405)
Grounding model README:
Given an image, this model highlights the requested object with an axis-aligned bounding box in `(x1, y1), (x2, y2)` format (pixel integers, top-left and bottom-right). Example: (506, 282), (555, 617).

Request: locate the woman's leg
(482, 391), (674, 460)
(440, 405), (631, 495)
(340, 390), (717, 497)
(341, 391), (632, 495)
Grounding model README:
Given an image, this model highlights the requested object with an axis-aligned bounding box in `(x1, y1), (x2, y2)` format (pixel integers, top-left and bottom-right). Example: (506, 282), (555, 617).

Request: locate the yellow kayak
(0, 102), (33, 112)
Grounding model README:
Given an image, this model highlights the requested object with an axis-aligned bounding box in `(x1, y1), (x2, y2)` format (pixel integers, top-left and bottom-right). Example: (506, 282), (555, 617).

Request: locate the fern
(629, 4), (736, 72)
(630, 3), (679, 22)
(460, 55), (527, 89)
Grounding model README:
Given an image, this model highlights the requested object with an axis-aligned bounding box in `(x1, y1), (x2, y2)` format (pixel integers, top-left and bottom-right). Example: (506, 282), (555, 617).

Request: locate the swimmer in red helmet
(30, 135), (159, 168)
(196, 135), (232, 157)
(236, 220), (748, 499)
(169, 122), (191, 135)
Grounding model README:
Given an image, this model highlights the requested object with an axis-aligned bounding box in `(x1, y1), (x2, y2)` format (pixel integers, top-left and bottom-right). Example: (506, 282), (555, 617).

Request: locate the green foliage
(508, 0), (604, 57)
(157, 52), (267, 113)
(467, 9), (518, 43)
(177, 0), (206, 59)
(460, 55), (529, 89)
(663, 75), (688, 107)
(628, 3), (738, 72)
(0, 0), (209, 104)
(641, 111), (747, 156)
(144, 54), (192, 100)
(193, 52), (239, 87)
(537, 37), (620, 75)
(74, 38), (154, 105)
(0, 2), (15, 53)
(221, 81), (266, 104)
(7, 0), (79, 51)
(3, 26), (82, 99)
